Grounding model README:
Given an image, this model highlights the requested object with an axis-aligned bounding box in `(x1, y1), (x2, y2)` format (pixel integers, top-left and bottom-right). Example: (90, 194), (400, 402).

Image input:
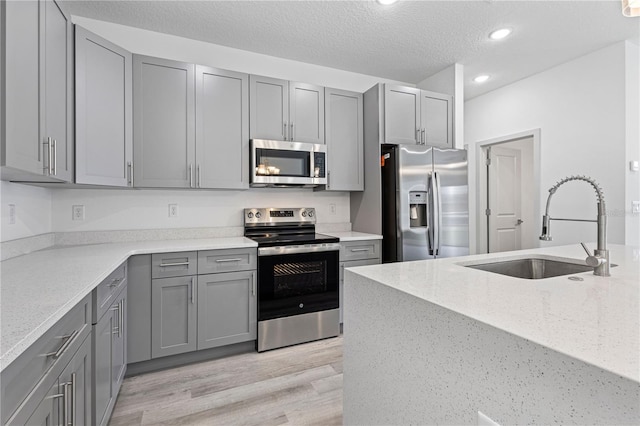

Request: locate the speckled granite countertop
(322, 231), (382, 241)
(346, 244), (639, 383)
(0, 237), (257, 371)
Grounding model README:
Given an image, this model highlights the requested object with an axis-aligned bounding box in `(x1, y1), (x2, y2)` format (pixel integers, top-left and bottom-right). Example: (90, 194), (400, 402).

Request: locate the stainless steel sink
(463, 257), (594, 279)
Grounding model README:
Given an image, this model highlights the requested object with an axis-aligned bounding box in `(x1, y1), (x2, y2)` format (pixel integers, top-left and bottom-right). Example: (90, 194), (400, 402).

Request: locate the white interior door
(488, 146), (522, 253)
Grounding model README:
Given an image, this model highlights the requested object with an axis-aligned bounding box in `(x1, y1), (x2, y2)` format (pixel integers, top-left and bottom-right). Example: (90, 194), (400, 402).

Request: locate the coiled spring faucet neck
(539, 175), (610, 277)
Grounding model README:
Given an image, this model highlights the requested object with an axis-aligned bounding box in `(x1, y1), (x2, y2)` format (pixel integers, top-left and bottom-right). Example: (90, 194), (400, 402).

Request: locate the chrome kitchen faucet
(539, 175), (610, 276)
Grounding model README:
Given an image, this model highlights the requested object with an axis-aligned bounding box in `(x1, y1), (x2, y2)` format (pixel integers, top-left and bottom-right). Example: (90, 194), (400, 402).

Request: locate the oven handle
(258, 243), (341, 257)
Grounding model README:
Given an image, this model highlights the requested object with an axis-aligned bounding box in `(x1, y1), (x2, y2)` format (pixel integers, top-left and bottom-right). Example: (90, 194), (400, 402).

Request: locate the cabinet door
(2, 0), (42, 175)
(60, 336), (92, 426)
(421, 90), (453, 149)
(384, 85), (420, 145)
(249, 75), (289, 141)
(24, 380), (60, 426)
(41, 0), (73, 181)
(196, 66), (249, 189)
(289, 82), (324, 144)
(93, 306), (115, 426)
(197, 271), (257, 350)
(127, 255), (152, 364)
(151, 276), (197, 358)
(325, 88), (363, 191)
(75, 26), (133, 186)
(133, 55), (195, 188)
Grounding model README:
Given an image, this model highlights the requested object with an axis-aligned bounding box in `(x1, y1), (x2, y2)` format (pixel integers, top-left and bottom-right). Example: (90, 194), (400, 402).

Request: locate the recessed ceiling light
(474, 75), (490, 83)
(377, 0), (398, 5)
(489, 28), (512, 40)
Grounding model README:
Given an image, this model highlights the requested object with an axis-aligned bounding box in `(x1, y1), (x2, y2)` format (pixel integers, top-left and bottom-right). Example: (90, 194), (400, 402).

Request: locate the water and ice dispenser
(409, 191), (428, 228)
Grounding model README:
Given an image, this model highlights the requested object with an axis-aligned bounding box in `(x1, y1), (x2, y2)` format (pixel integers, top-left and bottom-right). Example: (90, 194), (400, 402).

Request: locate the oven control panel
(244, 208), (316, 225)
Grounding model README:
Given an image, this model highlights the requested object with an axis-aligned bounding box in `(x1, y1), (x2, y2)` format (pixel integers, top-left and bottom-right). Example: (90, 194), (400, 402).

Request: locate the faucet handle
(580, 243), (604, 267)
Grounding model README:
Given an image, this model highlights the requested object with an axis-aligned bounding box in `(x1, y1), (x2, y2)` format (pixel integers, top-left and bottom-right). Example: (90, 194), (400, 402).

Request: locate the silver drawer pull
(350, 248), (371, 252)
(215, 258), (242, 263)
(45, 329), (79, 359)
(159, 261), (190, 267)
(108, 277), (122, 287)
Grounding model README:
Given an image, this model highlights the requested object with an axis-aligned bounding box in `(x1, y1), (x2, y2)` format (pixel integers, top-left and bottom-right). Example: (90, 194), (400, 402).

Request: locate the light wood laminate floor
(109, 336), (343, 426)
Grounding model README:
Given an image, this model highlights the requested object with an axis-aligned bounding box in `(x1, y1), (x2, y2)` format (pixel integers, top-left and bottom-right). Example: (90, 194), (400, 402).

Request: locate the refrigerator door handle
(427, 172), (436, 255)
(433, 171), (442, 255)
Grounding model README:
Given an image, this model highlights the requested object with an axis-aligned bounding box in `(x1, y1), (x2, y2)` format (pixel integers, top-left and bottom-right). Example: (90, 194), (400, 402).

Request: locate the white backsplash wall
(0, 182), (53, 242)
(52, 188), (350, 233)
(465, 42), (631, 247)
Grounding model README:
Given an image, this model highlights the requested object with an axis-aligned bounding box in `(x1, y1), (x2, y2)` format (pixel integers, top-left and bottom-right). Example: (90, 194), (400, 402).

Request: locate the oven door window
(255, 148), (310, 178)
(258, 250), (339, 321)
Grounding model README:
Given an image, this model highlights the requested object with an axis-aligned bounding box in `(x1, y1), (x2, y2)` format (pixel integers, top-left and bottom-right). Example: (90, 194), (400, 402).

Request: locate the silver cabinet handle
(159, 261), (190, 267)
(44, 137), (52, 174)
(197, 164), (201, 188)
(252, 272), (256, 296)
(119, 299), (124, 338)
(290, 122), (294, 141)
(108, 277), (122, 288)
(51, 139), (57, 175)
(284, 122), (288, 140)
(111, 302), (120, 335)
(70, 372), (76, 426)
(350, 248), (370, 252)
(415, 129), (420, 145)
(51, 388), (66, 424)
(215, 258), (242, 263)
(422, 129), (426, 145)
(189, 164), (193, 188)
(63, 381), (70, 426)
(191, 276), (195, 304)
(127, 162), (133, 186)
(45, 329), (79, 358)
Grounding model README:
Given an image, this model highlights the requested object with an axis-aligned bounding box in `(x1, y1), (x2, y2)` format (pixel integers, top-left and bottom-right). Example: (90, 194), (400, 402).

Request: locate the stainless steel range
(244, 208), (340, 352)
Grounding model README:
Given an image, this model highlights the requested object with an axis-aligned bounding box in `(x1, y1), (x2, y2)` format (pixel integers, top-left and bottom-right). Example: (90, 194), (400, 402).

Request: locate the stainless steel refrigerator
(382, 144), (469, 262)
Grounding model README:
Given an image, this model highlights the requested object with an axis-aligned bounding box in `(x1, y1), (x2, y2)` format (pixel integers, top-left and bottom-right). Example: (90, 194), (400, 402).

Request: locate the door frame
(467, 129), (542, 254)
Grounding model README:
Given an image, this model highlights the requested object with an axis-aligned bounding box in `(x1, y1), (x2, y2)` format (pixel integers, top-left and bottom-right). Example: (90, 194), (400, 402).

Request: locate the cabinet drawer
(198, 248), (257, 274)
(340, 240), (381, 262)
(152, 251), (197, 278)
(1, 294), (92, 425)
(93, 262), (127, 323)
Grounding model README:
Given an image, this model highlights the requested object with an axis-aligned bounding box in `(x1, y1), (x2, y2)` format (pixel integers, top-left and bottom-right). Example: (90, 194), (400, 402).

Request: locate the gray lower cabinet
(127, 255), (152, 364)
(151, 275), (198, 358)
(59, 335), (93, 426)
(197, 271), (257, 350)
(133, 55), (195, 188)
(339, 240), (382, 324)
(75, 25), (133, 187)
(325, 88), (363, 191)
(1, 0), (73, 182)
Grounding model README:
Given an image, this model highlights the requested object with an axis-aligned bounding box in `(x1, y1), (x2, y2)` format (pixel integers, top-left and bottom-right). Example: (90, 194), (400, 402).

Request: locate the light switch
(631, 161), (639, 172)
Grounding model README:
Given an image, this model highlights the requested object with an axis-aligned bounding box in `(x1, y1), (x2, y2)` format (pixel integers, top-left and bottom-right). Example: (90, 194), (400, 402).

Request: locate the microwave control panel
(314, 152), (326, 178)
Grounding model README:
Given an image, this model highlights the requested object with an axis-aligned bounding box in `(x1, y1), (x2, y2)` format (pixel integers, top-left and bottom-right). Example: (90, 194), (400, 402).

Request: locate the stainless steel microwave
(250, 139), (327, 187)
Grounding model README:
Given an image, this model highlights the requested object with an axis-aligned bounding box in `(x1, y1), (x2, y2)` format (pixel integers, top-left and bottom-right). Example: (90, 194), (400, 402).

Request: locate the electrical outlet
(72, 205), (85, 221)
(633, 201), (640, 214)
(8, 204), (16, 225)
(168, 204), (179, 218)
(329, 203), (336, 215)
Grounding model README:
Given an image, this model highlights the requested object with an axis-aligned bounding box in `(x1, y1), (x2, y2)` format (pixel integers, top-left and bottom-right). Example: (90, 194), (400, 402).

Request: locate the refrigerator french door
(382, 144), (469, 262)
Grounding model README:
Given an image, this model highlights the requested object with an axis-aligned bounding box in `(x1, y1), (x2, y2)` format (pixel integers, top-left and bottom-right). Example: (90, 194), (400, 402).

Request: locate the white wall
(52, 188), (349, 233)
(625, 41), (640, 246)
(466, 42), (630, 247)
(0, 182), (52, 242)
(71, 16), (410, 92)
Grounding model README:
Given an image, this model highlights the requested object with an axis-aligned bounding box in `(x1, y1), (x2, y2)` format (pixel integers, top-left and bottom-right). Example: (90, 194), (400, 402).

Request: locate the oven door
(257, 246), (339, 322)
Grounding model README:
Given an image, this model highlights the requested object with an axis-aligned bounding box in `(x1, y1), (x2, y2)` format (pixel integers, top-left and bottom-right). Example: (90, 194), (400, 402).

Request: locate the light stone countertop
(322, 231), (382, 241)
(345, 243), (640, 383)
(0, 237), (257, 371)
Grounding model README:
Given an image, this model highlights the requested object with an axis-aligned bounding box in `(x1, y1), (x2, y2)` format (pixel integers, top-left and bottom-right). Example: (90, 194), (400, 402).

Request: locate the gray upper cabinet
(289, 82), (324, 144)
(133, 55), (195, 188)
(420, 90), (453, 149)
(75, 26), (133, 187)
(383, 84), (453, 148)
(249, 75), (289, 141)
(197, 271), (257, 350)
(250, 75), (325, 144)
(196, 66), (249, 189)
(325, 88), (363, 191)
(151, 275), (197, 358)
(384, 85), (421, 145)
(1, 0), (73, 182)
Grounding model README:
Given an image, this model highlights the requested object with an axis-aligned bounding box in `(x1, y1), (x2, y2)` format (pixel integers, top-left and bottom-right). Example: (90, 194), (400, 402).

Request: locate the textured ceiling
(61, 1), (639, 99)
